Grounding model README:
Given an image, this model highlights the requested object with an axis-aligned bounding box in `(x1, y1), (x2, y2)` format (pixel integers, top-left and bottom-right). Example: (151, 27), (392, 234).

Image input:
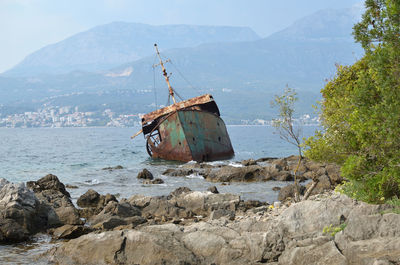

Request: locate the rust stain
(144, 109), (234, 162)
(141, 94), (216, 124)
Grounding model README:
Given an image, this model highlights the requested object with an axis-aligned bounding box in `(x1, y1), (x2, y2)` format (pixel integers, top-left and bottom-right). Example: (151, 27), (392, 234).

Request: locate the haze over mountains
(5, 24), (260, 76)
(0, 6), (363, 125)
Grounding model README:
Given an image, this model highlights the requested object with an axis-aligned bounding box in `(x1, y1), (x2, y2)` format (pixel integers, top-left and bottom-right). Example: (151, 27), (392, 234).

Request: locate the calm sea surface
(0, 126), (318, 203)
(0, 125), (317, 264)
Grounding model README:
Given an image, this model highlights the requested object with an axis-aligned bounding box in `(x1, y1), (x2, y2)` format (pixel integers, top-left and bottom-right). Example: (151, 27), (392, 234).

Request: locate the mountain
(268, 7), (363, 41)
(4, 23), (260, 77)
(0, 7), (364, 124)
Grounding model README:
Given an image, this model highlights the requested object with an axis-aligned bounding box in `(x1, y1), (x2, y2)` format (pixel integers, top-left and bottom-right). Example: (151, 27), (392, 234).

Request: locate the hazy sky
(0, 0), (363, 73)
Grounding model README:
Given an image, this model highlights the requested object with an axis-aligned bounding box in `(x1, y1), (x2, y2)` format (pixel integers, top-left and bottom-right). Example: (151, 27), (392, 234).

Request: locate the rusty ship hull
(141, 94), (234, 162)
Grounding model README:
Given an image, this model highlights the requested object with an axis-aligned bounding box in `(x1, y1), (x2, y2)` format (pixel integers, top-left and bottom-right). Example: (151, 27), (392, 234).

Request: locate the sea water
(0, 125), (318, 264)
(0, 125), (318, 203)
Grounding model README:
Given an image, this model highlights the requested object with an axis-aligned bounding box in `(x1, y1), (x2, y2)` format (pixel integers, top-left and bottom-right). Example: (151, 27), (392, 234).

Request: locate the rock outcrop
(137, 168), (153, 180)
(0, 178), (43, 242)
(163, 157), (342, 190)
(48, 192), (400, 265)
(27, 174), (82, 227)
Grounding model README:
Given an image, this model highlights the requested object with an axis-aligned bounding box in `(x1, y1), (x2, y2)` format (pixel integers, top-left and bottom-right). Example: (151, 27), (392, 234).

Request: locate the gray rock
(77, 189), (101, 208)
(0, 179), (43, 242)
(278, 184), (306, 201)
(0, 219), (30, 242)
(35, 189), (82, 226)
(143, 178), (164, 184)
(94, 216), (127, 230)
(27, 174), (70, 197)
(49, 226), (200, 265)
(52, 224), (92, 240)
(241, 159), (257, 166)
(207, 186), (219, 194)
(279, 241), (347, 265)
(137, 168), (153, 180)
(204, 165), (267, 182)
(162, 168), (194, 176)
(209, 209), (235, 220)
(169, 187), (192, 197)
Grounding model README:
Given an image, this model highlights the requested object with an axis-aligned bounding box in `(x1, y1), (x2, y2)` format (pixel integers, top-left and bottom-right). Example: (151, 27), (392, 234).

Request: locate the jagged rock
(27, 174), (82, 227)
(209, 209), (235, 220)
(48, 225), (201, 265)
(90, 201), (141, 228)
(0, 179), (43, 242)
(278, 184), (306, 201)
(306, 175), (332, 196)
(238, 200), (265, 212)
(0, 219), (30, 242)
(204, 165), (269, 182)
(93, 217), (128, 230)
(52, 224), (92, 240)
(125, 216), (147, 227)
(207, 186), (219, 194)
(77, 189), (118, 217)
(48, 190), (400, 265)
(279, 240), (347, 265)
(137, 169), (153, 180)
(274, 171), (294, 181)
(143, 178), (164, 184)
(65, 184), (78, 189)
(35, 189), (82, 226)
(241, 159), (257, 166)
(128, 195), (152, 209)
(77, 189), (100, 208)
(169, 187), (192, 197)
(162, 168), (194, 177)
(27, 174), (70, 197)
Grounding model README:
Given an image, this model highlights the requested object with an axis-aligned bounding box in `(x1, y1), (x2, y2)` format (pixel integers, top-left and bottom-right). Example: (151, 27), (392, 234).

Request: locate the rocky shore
(0, 157), (399, 264)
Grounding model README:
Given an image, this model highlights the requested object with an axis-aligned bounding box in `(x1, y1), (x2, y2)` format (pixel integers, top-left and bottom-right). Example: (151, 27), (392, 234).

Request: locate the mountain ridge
(4, 23), (260, 77)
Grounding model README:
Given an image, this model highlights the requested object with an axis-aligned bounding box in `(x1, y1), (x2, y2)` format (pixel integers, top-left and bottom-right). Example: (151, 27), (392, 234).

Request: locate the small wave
(204, 161), (226, 166)
(186, 173), (204, 179)
(179, 160), (198, 168)
(84, 179), (100, 185)
(70, 163), (90, 168)
(228, 162), (244, 168)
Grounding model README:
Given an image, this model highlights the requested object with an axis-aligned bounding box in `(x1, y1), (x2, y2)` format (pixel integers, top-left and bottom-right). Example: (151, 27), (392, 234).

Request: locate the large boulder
(204, 165), (271, 182)
(27, 174), (70, 197)
(77, 190), (118, 220)
(28, 175), (82, 227)
(140, 189), (240, 221)
(278, 184), (306, 201)
(77, 189), (101, 208)
(137, 169), (153, 180)
(0, 178), (43, 242)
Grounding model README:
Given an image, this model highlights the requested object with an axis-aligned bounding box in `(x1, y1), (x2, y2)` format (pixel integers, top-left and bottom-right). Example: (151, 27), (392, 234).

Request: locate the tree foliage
(353, 0), (400, 50)
(271, 85), (303, 201)
(271, 85), (302, 158)
(305, 0), (400, 202)
(306, 0), (400, 202)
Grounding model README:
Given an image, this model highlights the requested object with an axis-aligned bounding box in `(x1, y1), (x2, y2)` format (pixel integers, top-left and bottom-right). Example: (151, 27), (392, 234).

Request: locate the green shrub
(305, 0), (400, 203)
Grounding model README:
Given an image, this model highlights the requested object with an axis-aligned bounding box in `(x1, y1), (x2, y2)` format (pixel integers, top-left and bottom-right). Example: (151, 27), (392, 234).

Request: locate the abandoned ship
(132, 44), (234, 162)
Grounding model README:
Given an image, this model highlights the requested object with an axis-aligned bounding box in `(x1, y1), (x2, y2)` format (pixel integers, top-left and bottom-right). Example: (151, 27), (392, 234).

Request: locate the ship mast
(154, 43), (176, 104)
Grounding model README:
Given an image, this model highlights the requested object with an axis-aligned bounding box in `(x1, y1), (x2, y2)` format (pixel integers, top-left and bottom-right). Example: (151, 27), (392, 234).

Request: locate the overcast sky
(0, 0), (363, 73)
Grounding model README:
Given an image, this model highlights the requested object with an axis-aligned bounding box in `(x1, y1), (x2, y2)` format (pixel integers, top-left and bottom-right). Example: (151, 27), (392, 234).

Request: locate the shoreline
(0, 157), (398, 264)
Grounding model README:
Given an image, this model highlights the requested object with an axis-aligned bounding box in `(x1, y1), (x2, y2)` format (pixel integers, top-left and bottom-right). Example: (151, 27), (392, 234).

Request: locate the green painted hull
(148, 110), (234, 162)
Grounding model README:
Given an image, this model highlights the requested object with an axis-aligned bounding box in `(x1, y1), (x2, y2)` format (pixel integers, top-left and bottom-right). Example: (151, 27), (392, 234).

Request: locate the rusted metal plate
(178, 110), (234, 161)
(148, 109), (234, 162)
(147, 111), (193, 161)
(141, 94), (215, 124)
